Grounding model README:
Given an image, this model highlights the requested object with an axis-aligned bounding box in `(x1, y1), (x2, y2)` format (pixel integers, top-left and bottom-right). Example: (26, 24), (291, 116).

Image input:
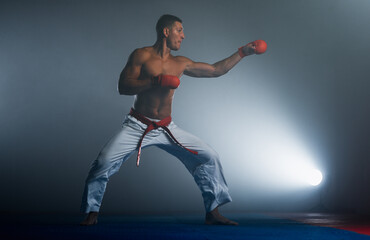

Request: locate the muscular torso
(134, 47), (187, 119)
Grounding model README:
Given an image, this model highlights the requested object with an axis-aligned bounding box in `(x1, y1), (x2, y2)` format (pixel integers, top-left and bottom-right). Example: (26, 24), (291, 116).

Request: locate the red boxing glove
(253, 39), (267, 54)
(238, 39), (267, 57)
(152, 75), (180, 89)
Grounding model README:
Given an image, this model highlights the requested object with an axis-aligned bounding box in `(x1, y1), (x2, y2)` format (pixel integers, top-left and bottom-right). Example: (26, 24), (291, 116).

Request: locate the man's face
(165, 21), (185, 51)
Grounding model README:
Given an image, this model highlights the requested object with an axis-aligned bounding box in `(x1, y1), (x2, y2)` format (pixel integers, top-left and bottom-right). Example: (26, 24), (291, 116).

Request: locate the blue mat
(1, 214), (369, 240)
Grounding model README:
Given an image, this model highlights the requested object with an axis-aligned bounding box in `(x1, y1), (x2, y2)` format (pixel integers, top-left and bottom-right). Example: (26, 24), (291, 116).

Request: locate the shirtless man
(80, 14), (262, 226)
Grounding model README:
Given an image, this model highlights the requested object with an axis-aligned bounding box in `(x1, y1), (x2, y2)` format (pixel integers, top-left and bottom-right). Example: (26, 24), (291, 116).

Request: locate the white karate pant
(80, 114), (232, 213)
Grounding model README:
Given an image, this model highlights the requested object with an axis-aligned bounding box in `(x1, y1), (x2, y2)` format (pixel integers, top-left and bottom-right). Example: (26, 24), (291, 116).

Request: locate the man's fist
(151, 75), (180, 89)
(252, 40), (267, 54)
(239, 40), (267, 57)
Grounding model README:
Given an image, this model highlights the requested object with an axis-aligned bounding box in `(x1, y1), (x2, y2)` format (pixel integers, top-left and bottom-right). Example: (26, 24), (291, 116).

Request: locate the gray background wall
(1, 0), (369, 214)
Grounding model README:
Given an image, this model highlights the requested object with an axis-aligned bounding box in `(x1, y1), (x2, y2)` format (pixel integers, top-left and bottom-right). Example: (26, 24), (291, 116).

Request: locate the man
(80, 14), (264, 226)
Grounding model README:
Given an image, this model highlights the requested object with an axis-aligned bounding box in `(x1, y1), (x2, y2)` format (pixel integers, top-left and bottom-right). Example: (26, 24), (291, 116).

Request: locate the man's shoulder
(130, 46), (153, 62)
(133, 46), (153, 56)
(173, 55), (192, 63)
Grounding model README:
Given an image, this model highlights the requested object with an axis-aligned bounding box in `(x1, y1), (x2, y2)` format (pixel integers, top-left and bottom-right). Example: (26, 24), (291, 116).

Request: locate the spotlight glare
(307, 169), (323, 186)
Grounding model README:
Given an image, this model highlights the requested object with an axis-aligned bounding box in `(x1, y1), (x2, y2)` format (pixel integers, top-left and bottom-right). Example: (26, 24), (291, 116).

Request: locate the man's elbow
(118, 85), (135, 95)
(211, 65), (228, 77)
(118, 74), (129, 95)
(118, 81), (124, 95)
(118, 87), (125, 95)
(213, 69), (228, 78)
(118, 81), (132, 95)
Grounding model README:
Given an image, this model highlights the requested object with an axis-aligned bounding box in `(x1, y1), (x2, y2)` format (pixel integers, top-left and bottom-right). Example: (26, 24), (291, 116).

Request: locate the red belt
(129, 108), (198, 167)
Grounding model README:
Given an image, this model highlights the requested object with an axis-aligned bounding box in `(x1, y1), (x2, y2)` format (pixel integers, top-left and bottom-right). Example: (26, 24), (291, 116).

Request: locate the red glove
(152, 75), (180, 89)
(239, 39), (267, 57)
(253, 40), (267, 54)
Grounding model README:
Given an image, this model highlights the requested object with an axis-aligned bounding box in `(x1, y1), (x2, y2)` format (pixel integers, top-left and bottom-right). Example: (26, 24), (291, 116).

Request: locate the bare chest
(142, 57), (185, 77)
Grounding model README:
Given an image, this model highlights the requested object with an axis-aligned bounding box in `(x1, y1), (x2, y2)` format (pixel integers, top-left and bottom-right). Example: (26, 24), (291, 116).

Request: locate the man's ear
(163, 27), (170, 38)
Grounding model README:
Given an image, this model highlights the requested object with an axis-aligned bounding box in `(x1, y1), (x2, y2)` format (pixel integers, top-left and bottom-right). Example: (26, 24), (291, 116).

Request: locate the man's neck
(153, 39), (171, 59)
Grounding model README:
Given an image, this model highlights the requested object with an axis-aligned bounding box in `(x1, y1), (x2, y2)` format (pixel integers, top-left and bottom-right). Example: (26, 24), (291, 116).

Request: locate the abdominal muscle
(133, 87), (175, 120)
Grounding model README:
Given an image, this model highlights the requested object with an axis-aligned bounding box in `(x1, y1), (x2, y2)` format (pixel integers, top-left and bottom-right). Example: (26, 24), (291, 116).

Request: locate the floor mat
(271, 212), (370, 236)
(1, 213), (370, 240)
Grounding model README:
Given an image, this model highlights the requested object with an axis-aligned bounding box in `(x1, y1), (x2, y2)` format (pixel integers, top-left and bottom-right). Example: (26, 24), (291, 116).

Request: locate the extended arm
(183, 42), (257, 78)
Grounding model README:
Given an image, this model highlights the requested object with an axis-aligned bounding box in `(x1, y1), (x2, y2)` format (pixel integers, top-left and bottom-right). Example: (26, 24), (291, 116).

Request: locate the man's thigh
(157, 122), (219, 171)
(97, 117), (144, 163)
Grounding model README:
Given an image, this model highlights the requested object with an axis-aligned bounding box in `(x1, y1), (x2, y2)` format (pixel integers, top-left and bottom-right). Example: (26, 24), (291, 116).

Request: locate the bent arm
(118, 49), (151, 95)
(183, 51), (242, 78)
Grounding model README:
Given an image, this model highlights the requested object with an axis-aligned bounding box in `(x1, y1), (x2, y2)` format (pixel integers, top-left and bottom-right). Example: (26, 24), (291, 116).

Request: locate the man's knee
(96, 143), (127, 166)
(201, 146), (220, 165)
(93, 156), (111, 169)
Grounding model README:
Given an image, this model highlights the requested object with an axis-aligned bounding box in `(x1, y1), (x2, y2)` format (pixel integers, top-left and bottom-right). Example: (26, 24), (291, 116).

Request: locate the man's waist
(133, 98), (172, 120)
(129, 108), (197, 167)
(129, 108), (172, 127)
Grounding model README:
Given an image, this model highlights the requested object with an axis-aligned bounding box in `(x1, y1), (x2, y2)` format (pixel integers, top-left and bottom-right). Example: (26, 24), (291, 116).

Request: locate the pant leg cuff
(81, 205), (100, 214)
(206, 196), (232, 212)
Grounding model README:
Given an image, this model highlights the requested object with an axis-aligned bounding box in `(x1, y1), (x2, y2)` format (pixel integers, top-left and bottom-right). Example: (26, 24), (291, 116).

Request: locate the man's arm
(118, 49), (151, 95)
(183, 43), (255, 78)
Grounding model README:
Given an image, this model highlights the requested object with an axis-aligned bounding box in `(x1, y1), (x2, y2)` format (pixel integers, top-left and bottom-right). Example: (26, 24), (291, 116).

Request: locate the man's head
(156, 14), (185, 50)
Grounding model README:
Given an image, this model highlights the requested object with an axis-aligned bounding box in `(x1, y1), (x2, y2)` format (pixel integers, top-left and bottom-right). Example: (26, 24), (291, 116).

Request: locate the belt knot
(129, 108), (198, 167)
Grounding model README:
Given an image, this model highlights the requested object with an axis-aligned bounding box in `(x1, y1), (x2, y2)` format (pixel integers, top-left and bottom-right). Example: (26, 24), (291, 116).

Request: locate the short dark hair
(156, 14), (182, 39)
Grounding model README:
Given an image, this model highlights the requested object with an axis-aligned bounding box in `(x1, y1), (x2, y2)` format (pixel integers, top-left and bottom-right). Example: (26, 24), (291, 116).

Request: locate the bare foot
(205, 207), (238, 226)
(80, 211), (98, 226)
